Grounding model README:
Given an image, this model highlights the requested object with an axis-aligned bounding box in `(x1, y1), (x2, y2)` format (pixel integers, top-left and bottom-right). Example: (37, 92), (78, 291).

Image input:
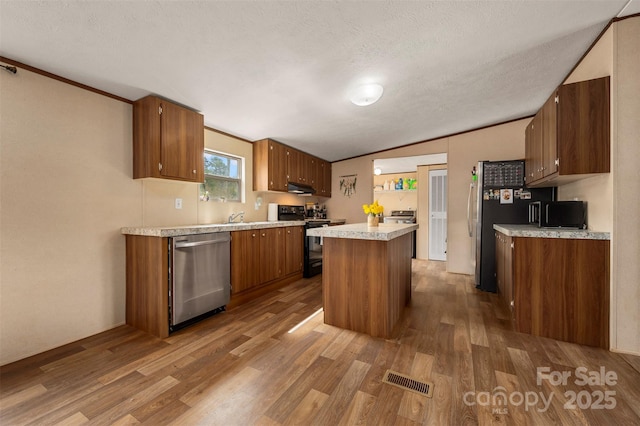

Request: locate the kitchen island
(306, 222), (418, 338)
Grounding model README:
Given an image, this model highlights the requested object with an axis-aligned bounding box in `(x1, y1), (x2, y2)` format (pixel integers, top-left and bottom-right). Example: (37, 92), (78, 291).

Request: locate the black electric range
(277, 205), (329, 278)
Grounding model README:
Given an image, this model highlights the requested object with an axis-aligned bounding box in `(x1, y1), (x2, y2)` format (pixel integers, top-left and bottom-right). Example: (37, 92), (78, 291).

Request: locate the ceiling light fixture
(350, 83), (384, 106)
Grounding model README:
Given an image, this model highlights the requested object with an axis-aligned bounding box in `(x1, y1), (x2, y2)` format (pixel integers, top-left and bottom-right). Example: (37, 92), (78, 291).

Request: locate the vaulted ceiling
(1, 1), (638, 161)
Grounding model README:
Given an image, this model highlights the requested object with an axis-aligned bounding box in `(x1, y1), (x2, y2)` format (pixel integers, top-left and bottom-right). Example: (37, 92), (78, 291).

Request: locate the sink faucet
(228, 211), (245, 223)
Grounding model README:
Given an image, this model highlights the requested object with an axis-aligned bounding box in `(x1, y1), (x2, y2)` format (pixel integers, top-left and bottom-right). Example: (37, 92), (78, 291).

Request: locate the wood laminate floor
(1, 260), (639, 425)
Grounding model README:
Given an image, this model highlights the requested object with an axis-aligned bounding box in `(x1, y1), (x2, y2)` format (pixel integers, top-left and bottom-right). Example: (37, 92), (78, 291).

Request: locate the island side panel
(322, 233), (412, 338)
(385, 233), (413, 325)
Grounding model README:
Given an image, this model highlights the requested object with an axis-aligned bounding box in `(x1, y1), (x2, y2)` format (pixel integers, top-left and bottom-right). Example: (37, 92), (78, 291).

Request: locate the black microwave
(529, 201), (587, 229)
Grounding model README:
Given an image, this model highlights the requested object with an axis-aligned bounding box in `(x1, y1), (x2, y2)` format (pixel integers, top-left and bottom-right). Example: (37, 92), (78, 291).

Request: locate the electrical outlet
(175, 198), (183, 209)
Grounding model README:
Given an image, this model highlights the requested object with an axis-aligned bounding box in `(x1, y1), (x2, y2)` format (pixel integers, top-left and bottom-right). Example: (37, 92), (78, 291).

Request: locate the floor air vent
(382, 370), (434, 397)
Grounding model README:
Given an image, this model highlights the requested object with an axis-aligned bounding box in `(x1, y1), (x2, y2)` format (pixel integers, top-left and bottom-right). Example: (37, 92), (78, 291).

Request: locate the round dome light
(350, 83), (384, 106)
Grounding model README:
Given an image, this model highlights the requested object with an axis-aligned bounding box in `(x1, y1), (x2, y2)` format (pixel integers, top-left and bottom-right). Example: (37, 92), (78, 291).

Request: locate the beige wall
(610, 17), (640, 355)
(1, 67), (141, 365)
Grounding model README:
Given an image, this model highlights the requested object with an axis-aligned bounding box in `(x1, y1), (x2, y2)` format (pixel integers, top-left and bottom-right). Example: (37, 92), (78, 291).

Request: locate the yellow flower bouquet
(362, 200), (384, 216)
(363, 200), (383, 227)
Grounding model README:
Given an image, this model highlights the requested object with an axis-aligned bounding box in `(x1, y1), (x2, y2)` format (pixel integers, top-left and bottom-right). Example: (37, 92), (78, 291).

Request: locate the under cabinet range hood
(288, 182), (316, 195)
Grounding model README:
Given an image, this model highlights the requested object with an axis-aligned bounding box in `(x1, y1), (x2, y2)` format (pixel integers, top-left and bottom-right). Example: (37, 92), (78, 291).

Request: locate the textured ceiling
(1, 0), (637, 162)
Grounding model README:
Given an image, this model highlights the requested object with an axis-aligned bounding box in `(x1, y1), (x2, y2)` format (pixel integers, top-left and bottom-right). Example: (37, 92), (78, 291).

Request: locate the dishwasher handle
(174, 237), (231, 249)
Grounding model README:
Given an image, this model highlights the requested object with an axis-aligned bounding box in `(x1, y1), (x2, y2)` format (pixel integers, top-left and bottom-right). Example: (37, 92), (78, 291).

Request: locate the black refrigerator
(474, 160), (554, 292)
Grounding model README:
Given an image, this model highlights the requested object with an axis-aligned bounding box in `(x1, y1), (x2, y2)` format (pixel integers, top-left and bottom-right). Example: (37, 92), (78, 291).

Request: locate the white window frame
(201, 149), (245, 203)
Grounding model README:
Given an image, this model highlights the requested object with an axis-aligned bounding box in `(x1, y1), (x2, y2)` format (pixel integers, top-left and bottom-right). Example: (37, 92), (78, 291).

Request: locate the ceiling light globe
(350, 83), (384, 106)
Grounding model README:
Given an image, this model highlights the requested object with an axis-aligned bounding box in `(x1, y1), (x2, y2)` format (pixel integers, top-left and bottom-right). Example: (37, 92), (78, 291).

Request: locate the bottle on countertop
(397, 178), (403, 190)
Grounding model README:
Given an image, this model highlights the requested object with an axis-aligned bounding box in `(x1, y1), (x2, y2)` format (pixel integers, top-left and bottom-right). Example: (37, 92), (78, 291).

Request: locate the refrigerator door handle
(467, 182), (474, 237)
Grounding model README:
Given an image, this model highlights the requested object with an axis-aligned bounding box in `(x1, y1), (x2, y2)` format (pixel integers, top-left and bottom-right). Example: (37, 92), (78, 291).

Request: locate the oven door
(304, 223), (328, 278)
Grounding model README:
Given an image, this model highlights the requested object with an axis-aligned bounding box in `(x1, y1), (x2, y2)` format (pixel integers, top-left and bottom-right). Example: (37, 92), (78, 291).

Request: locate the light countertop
(493, 224), (610, 240)
(121, 218), (347, 237)
(122, 221), (306, 237)
(306, 222), (418, 241)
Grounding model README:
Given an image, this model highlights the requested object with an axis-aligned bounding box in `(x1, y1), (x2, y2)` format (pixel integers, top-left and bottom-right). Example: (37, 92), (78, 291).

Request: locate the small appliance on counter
(267, 203), (279, 221)
(305, 202), (327, 219)
(277, 204), (306, 221)
(529, 201), (587, 229)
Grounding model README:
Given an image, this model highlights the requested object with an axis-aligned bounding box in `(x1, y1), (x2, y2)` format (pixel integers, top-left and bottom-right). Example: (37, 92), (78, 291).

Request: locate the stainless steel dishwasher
(170, 232), (231, 331)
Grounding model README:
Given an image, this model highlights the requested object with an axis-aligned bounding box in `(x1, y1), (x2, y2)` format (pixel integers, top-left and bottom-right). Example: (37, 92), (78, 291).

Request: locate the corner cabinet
(133, 95), (204, 182)
(525, 76), (610, 187)
(253, 138), (332, 197)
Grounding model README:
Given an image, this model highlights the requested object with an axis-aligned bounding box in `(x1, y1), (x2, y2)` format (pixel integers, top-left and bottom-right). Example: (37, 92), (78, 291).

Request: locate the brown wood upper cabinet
(253, 138), (288, 192)
(253, 138), (332, 197)
(133, 95), (204, 182)
(286, 147), (309, 184)
(525, 76), (610, 187)
(316, 159), (332, 197)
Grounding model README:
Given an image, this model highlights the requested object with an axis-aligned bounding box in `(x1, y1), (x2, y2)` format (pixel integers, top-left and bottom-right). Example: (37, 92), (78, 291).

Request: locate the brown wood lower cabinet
(496, 232), (609, 348)
(229, 226), (304, 308)
(229, 229), (261, 294)
(285, 226), (304, 275)
(495, 232), (514, 323)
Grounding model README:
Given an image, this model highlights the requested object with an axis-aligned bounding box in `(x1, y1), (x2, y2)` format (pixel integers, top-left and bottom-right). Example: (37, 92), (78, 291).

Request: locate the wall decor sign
(339, 174), (357, 197)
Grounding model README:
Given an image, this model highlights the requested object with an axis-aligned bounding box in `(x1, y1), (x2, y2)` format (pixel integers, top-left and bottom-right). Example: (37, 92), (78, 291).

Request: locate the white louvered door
(429, 170), (447, 261)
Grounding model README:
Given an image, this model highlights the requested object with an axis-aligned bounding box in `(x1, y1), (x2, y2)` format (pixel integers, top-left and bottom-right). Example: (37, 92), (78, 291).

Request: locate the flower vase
(367, 215), (379, 227)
